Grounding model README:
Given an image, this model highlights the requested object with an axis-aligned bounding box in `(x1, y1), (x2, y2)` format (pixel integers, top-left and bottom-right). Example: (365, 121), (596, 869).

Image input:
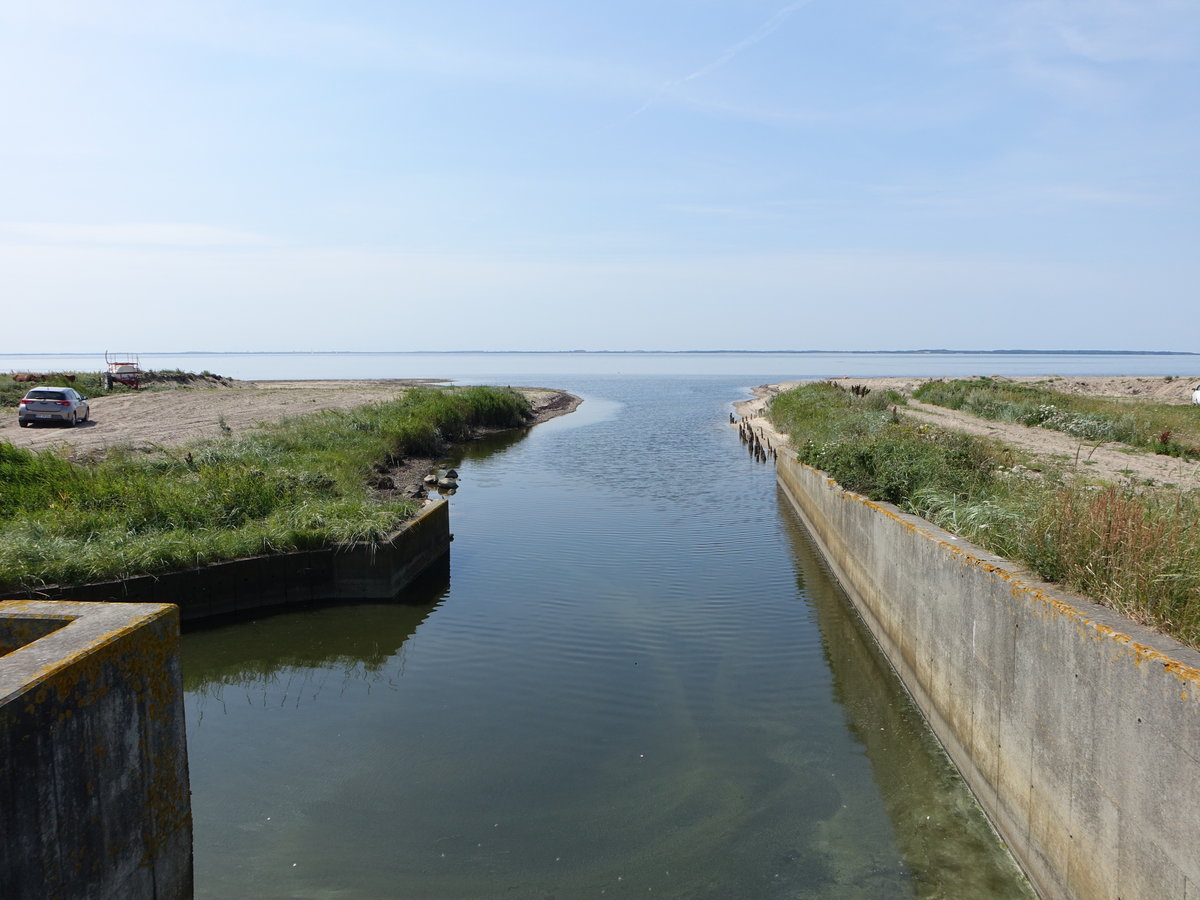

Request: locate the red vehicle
(105, 351), (141, 390)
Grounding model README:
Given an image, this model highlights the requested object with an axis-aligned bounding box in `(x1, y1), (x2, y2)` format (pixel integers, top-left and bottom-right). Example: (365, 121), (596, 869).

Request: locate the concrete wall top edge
(0, 600), (177, 702)
(790, 459), (1200, 679)
(340, 497), (448, 550)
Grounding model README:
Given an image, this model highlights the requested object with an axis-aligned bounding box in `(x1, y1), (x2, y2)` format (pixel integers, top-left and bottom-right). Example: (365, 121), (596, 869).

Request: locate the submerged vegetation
(0, 385), (531, 591)
(768, 382), (1200, 648)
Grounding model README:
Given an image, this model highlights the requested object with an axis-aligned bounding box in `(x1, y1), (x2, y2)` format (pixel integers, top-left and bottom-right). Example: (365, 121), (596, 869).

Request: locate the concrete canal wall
(2, 499), (451, 624)
(776, 454), (1200, 900)
(0, 600), (192, 899)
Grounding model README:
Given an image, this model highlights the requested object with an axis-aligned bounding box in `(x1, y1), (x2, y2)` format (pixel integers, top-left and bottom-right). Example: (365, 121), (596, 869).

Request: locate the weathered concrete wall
(331, 498), (451, 599)
(776, 454), (1200, 900)
(2, 500), (451, 624)
(0, 600), (192, 899)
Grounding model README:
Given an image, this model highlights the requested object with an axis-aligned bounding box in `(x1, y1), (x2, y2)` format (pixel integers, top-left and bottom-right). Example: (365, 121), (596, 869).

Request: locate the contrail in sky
(633, 0), (816, 116)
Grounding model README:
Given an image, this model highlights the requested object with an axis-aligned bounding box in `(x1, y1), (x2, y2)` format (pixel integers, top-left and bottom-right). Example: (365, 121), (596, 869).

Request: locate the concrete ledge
(331, 498), (451, 599)
(2, 499), (451, 623)
(776, 454), (1200, 900)
(0, 600), (192, 899)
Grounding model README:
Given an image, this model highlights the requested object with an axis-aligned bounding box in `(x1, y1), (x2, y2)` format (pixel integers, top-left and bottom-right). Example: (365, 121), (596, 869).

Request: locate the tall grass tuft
(1015, 486), (1200, 644)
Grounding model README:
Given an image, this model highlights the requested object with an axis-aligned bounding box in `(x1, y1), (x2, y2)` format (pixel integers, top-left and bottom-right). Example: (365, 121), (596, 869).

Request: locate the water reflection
(779, 488), (1033, 898)
(182, 374), (1032, 898)
(183, 559), (448, 709)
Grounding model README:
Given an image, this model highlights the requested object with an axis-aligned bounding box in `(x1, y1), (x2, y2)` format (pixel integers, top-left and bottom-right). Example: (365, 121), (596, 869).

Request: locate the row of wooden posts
(730, 412), (776, 464)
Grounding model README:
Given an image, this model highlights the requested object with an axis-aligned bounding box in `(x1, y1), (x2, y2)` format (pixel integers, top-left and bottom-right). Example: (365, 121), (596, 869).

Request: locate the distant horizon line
(2, 348), (1200, 355)
(5, 349), (1198, 357)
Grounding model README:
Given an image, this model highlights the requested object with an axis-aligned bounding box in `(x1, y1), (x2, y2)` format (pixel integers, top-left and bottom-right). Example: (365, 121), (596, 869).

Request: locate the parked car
(1193, 384), (1200, 405)
(17, 387), (90, 427)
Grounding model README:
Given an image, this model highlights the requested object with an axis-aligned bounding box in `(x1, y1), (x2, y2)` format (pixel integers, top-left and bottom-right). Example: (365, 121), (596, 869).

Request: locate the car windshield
(26, 390), (67, 400)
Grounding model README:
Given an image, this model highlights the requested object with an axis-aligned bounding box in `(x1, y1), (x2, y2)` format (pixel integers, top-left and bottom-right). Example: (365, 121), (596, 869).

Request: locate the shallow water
(182, 373), (1034, 898)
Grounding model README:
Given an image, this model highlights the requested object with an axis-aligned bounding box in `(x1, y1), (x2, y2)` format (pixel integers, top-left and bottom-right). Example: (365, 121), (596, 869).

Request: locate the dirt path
(735, 376), (1200, 490)
(903, 399), (1200, 489)
(1, 380), (581, 456)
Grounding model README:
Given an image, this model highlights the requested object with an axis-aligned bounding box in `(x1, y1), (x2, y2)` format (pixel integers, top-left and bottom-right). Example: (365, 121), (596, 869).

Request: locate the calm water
(178, 362), (1049, 899)
(2, 349), (1197, 383)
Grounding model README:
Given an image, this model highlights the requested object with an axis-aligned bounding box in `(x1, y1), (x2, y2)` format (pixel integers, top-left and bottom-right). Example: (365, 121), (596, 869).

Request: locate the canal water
(176, 365), (1059, 899)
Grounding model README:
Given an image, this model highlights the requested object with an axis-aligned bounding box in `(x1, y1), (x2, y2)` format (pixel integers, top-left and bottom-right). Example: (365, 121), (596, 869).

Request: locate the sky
(2, 0), (1198, 352)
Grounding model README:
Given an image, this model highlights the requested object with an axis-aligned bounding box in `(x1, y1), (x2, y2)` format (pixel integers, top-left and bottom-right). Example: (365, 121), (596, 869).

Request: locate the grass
(1, 368), (233, 408)
(770, 383), (1004, 505)
(2, 371), (106, 407)
(768, 381), (1200, 648)
(912, 378), (1200, 459)
(0, 384), (531, 591)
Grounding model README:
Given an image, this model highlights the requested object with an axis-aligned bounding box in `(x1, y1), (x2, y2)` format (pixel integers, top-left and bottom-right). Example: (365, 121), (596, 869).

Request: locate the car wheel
(68, 412), (77, 427)
(19, 419), (30, 428)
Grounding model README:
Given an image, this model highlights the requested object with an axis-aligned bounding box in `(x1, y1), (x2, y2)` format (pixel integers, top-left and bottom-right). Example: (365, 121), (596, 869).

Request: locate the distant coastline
(5, 349), (1198, 357)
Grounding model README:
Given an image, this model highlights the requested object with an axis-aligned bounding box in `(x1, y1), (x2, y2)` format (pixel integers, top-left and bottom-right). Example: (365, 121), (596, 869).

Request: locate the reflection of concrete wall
(778, 488), (1032, 896)
(2, 500), (450, 624)
(183, 560), (446, 692)
(777, 455), (1200, 900)
(0, 600), (191, 899)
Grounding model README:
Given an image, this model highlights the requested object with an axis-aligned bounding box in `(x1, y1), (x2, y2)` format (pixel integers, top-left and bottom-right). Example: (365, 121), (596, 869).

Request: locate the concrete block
(0, 600), (192, 899)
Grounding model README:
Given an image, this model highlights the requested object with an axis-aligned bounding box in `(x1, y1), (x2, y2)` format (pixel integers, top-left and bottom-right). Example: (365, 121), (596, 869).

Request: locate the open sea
(2, 349), (1196, 384)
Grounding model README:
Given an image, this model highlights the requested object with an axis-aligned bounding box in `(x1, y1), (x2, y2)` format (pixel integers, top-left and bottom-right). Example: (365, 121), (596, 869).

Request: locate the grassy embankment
(768, 381), (1200, 648)
(913, 377), (1200, 461)
(0, 368), (231, 408)
(0, 385), (530, 591)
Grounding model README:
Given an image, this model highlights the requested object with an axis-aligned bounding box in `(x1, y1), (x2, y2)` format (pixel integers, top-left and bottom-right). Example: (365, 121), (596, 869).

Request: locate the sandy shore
(735, 375), (1200, 490)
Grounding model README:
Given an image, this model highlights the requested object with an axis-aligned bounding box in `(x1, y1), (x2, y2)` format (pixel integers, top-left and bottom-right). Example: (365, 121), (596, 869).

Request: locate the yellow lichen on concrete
(790, 458), (1200, 699)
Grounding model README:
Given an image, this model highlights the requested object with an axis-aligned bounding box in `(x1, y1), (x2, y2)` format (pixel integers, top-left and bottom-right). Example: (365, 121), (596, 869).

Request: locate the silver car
(17, 387), (91, 427)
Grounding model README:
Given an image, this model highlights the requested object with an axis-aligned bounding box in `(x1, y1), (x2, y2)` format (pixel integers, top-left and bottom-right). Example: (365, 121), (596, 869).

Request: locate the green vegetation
(3, 369), (204, 408)
(1, 368), (234, 407)
(913, 378), (1200, 459)
(2, 371), (106, 407)
(768, 382), (1200, 648)
(0, 385), (531, 591)
(769, 383), (1002, 505)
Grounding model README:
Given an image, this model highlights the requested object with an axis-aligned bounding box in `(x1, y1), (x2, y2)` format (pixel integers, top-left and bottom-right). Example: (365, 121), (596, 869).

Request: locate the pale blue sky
(2, 1), (1197, 351)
